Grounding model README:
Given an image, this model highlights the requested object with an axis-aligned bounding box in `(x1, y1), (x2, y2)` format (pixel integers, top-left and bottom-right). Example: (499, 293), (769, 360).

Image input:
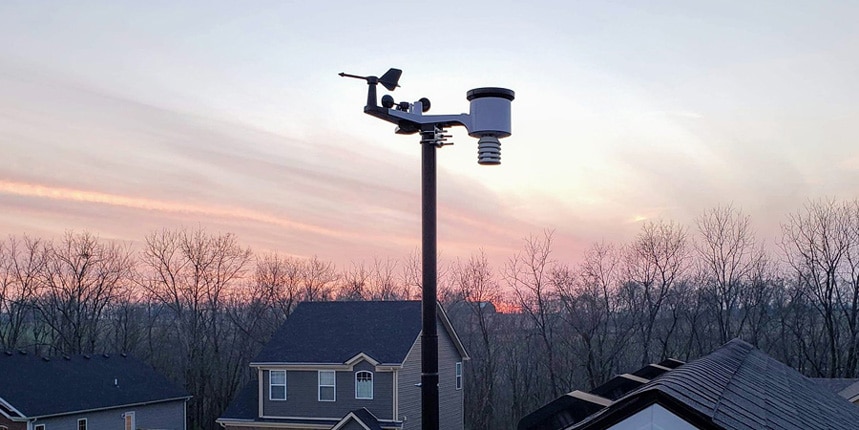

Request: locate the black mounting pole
(420, 126), (440, 430)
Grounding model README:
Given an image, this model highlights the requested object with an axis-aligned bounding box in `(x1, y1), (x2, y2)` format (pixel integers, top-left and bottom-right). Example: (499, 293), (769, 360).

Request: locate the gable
(330, 408), (384, 430)
(605, 403), (698, 430)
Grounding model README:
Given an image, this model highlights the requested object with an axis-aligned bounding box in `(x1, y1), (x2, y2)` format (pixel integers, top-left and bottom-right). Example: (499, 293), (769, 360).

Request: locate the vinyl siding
(261, 361), (394, 420)
(30, 400), (186, 430)
(397, 321), (465, 430)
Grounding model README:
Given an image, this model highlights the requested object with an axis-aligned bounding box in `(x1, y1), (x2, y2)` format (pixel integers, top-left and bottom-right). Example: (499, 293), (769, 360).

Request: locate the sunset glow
(1, 1), (857, 267)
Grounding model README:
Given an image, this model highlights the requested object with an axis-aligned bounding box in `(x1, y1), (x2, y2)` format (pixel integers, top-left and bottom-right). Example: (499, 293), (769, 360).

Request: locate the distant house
(0, 351), (190, 430)
(217, 301), (469, 430)
(519, 339), (859, 430)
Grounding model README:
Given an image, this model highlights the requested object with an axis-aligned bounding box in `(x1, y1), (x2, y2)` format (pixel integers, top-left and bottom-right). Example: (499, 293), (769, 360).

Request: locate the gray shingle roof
(812, 377), (859, 394)
(220, 380), (258, 420)
(0, 352), (189, 418)
(576, 339), (859, 430)
(252, 301), (423, 365)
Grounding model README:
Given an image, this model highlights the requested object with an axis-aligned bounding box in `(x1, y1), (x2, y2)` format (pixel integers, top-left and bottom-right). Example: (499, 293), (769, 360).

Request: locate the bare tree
(557, 241), (633, 388)
(33, 232), (134, 355)
(505, 230), (562, 398)
(0, 236), (45, 350)
(695, 205), (765, 343)
(300, 256), (338, 302)
(781, 199), (852, 376)
(450, 251), (502, 428)
(140, 228), (253, 430)
(622, 220), (690, 364)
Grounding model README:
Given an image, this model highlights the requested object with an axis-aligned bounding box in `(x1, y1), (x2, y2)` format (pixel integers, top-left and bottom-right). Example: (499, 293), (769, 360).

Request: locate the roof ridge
(710, 339), (754, 417)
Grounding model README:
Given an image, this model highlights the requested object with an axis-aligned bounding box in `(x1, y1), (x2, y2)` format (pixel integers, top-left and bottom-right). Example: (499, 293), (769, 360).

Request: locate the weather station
(340, 68), (514, 430)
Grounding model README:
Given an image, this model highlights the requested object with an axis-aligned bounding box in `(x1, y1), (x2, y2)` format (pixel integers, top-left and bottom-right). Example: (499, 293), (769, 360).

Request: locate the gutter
(22, 396), (193, 421)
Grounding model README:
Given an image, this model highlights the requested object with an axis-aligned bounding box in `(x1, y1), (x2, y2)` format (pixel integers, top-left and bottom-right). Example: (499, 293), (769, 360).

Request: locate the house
(217, 301), (469, 430)
(519, 339), (859, 430)
(0, 351), (190, 430)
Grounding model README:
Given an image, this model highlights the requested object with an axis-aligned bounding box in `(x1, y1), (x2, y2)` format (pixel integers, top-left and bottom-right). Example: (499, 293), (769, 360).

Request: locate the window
(123, 412), (135, 430)
(455, 362), (462, 390)
(318, 370), (336, 401)
(34, 426), (45, 430)
(356, 371), (373, 399)
(270, 370), (287, 400)
(78, 419), (87, 430)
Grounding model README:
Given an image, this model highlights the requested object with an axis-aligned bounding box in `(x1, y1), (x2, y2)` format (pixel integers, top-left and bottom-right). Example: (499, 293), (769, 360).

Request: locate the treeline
(1, 199), (859, 429)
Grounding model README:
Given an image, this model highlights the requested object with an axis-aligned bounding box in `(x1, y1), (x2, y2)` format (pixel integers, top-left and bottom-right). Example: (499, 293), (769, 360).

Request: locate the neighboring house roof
(518, 359), (684, 430)
(520, 339), (859, 430)
(252, 301), (467, 366)
(0, 351), (189, 419)
(838, 380), (859, 403)
(220, 380), (258, 420)
(331, 408), (384, 430)
(812, 377), (859, 394)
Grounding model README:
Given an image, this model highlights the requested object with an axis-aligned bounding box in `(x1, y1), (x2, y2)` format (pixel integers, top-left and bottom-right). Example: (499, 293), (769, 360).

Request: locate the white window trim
(34, 425), (45, 430)
(77, 418), (87, 430)
(123, 411), (135, 430)
(269, 370), (287, 401)
(318, 370), (336, 402)
(455, 362), (462, 390)
(355, 371), (373, 400)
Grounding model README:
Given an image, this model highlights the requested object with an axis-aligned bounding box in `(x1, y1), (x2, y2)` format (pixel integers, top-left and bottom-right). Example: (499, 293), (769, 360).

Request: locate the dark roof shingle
(252, 301), (423, 365)
(0, 352), (189, 418)
(581, 339), (859, 430)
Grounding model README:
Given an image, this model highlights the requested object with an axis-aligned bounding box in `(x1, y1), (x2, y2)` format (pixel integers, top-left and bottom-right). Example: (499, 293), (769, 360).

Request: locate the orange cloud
(0, 180), (352, 239)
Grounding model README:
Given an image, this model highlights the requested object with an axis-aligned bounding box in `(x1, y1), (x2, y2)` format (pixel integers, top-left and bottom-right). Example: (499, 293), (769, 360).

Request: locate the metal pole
(420, 127), (439, 430)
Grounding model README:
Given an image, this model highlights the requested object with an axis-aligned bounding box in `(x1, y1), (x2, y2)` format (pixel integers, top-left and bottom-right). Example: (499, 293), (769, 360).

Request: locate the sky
(1, 1), (858, 268)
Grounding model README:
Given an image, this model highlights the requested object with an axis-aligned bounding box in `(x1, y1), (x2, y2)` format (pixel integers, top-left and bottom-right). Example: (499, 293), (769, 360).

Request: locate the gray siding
(397, 338), (421, 429)
(398, 321), (464, 430)
(438, 321), (465, 430)
(261, 361), (394, 420)
(32, 399), (186, 430)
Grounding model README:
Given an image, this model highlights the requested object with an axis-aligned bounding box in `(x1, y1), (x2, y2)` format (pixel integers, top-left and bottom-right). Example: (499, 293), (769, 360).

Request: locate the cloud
(0, 63), (549, 266)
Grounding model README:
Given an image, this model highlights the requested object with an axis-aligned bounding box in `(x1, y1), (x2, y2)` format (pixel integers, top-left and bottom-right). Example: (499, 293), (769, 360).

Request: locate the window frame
(355, 370), (374, 400)
(269, 370), (287, 401)
(318, 370), (336, 402)
(77, 418), (87, 430)
(123, 411), (135, 430)
(35, 425), (45, 430)
(455, 362), (462, 390)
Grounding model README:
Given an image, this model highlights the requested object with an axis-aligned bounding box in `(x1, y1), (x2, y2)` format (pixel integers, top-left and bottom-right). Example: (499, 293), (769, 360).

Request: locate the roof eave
(25, 395), (192, 420)
(571, 389), (719, 430)
(437, 302), (470, 360)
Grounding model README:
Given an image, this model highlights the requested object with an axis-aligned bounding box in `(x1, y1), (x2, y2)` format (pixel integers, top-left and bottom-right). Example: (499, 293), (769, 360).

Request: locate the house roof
(837, 380), (859, 402)
(252, 301), (464, 365)
(812, 377), (859, 394)
(521, 339), (859, 430)
(220, 380), (258, 420)
(331, 408), (385, 430)
(0, 351), (189, 419)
